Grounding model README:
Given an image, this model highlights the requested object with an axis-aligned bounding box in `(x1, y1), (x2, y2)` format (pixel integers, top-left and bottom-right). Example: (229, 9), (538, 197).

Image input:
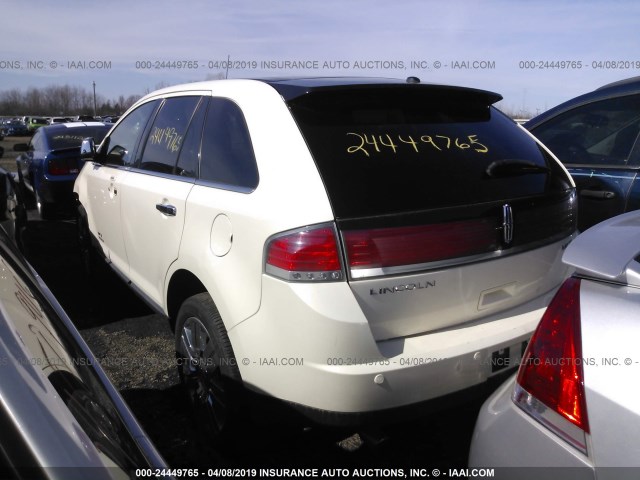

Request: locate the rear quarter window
(288, 88), (569, 219)
(199, 97), (259, 190)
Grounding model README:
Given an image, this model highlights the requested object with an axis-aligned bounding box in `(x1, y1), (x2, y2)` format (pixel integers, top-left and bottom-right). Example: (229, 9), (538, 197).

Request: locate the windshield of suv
(288, 87), (566, 219)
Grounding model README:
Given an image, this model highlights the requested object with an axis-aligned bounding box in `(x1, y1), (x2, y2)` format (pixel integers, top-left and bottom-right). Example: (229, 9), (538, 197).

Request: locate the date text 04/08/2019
(134, 467), (495, 478)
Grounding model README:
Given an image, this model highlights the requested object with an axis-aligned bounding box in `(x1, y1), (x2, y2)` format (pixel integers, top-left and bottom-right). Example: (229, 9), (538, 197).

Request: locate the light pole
(92, 81), (97, 117)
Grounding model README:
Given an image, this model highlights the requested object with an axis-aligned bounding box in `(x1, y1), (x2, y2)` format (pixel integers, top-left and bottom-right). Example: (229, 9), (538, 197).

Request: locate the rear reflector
(265, 225), (343, 282)
(343, 219), (498, 275)
(514, 277), (590, 453)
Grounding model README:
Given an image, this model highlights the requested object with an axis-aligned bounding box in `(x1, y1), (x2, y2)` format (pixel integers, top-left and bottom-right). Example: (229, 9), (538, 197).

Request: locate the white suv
(74, 77), (576, 434)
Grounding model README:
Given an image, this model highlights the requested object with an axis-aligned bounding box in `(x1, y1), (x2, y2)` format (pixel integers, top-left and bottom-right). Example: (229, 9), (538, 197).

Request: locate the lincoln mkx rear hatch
(284, 82), (576, 340)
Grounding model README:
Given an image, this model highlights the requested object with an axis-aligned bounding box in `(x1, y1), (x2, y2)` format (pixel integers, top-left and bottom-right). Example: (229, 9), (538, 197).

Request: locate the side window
(532, 94), (640, 166)
(200, 98), (259, 190)
(103, 100), (159, 166)
(139, 96), (200, 175)
(176, 97), (208, 178)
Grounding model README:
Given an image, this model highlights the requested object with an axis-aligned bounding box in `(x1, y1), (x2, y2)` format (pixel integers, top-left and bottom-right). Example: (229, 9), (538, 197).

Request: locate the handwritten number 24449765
(346, 133), (489, 157)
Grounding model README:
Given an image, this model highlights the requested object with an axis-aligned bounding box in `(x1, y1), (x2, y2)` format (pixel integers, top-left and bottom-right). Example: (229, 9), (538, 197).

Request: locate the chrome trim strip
(127, 166), (197, 184)
(503, 203), (514, 245)
(95, 164), (256, 193)
(349, 232), (576, 280)
(265, 264), (343, 282)
(195, 177), (256, 194)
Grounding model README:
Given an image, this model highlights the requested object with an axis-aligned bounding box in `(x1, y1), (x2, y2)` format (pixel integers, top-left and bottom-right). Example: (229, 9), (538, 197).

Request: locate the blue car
(526, 76), (640, 231)
(3, 120), (28, 136)
(15, 122), (111, 219)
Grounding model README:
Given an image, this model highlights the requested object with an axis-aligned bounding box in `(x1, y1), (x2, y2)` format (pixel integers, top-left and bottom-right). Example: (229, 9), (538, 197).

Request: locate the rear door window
(288, 87), (567, 219)
(176, 97), (208, 178)
(139, 96), (201, 175)
(530, 94), (640, 166)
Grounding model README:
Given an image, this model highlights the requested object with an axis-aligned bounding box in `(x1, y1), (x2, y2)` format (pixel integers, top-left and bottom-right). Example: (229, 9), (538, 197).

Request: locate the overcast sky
(2, 0), (639, 116)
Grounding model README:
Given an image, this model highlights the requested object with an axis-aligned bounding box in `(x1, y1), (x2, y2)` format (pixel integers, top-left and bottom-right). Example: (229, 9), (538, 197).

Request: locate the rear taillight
(48, 158), (79, 176)
(343, 219), (498, 278)
(265, 225), (344, 282)
(513, 277), (590, 454)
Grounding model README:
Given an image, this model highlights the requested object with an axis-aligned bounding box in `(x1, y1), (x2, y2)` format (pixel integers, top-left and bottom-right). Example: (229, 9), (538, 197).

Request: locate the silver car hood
(564, 210), (640, 287)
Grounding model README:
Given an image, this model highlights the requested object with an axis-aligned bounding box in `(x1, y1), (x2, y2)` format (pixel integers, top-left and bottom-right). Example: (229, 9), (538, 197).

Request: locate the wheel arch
(166, 269), (208, 331)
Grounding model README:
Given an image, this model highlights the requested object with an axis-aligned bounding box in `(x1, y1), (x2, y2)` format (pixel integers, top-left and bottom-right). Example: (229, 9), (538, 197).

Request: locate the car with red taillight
(15, 122), (111, 219)
(74, 77), (577, 438)
(469, 209), (640, 475)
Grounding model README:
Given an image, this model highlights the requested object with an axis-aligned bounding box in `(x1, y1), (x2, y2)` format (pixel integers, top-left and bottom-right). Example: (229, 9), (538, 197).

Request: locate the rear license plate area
(491, 341), (527, 373)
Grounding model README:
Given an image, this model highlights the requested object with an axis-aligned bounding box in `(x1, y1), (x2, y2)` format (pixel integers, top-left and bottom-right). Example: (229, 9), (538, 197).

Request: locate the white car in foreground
(74, 77), (576, 436)
(469, 210), (640, 479)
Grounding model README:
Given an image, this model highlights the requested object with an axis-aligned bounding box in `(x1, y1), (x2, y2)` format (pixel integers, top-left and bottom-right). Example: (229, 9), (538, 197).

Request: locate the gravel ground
(81, 314), (178, 390)
(19, 204), (494, 471)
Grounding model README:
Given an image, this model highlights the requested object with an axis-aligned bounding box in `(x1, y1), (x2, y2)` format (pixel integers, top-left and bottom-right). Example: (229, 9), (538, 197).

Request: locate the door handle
(108, 176), (117, 195)
(580, 189), (616, 199)
(156, 203), (177, 216)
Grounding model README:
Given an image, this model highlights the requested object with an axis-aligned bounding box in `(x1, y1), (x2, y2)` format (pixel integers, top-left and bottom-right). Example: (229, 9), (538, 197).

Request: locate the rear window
(47, 126), (110, 150)
(288, 87), (567, 219)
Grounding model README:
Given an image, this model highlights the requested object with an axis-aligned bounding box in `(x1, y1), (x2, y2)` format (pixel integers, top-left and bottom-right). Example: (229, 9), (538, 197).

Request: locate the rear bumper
(275, 366), (516, 427)
(38, 178), (76, 206)
(228, 277), (560, 418)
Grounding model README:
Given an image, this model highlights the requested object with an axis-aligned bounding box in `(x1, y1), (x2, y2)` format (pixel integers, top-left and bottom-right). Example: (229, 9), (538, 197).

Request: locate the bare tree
(0, 84), (132, 116)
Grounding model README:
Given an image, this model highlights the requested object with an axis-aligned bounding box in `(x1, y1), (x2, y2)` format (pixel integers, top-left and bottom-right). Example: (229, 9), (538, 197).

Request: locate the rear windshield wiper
(486, 159), (550, 178)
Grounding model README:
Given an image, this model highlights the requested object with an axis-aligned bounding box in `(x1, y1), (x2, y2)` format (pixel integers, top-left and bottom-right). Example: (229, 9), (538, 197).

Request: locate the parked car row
(0, 119), (29, 136)
(0, 115), (120, 137)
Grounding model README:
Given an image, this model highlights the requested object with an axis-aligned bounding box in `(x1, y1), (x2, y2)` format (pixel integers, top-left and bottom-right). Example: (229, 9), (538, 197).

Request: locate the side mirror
(13, 143), (29, 152)
(80, 138), (96, 160)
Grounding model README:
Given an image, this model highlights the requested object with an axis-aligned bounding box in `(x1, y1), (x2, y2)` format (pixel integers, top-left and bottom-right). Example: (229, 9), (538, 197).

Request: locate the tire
(175, 293), (242, 440)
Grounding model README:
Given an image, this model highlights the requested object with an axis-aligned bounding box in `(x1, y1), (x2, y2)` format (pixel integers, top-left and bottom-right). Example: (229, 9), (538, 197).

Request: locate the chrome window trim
(127, 166), (197, 185)
(111, 164), (257, 193)
(195, 177), (256, 194)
